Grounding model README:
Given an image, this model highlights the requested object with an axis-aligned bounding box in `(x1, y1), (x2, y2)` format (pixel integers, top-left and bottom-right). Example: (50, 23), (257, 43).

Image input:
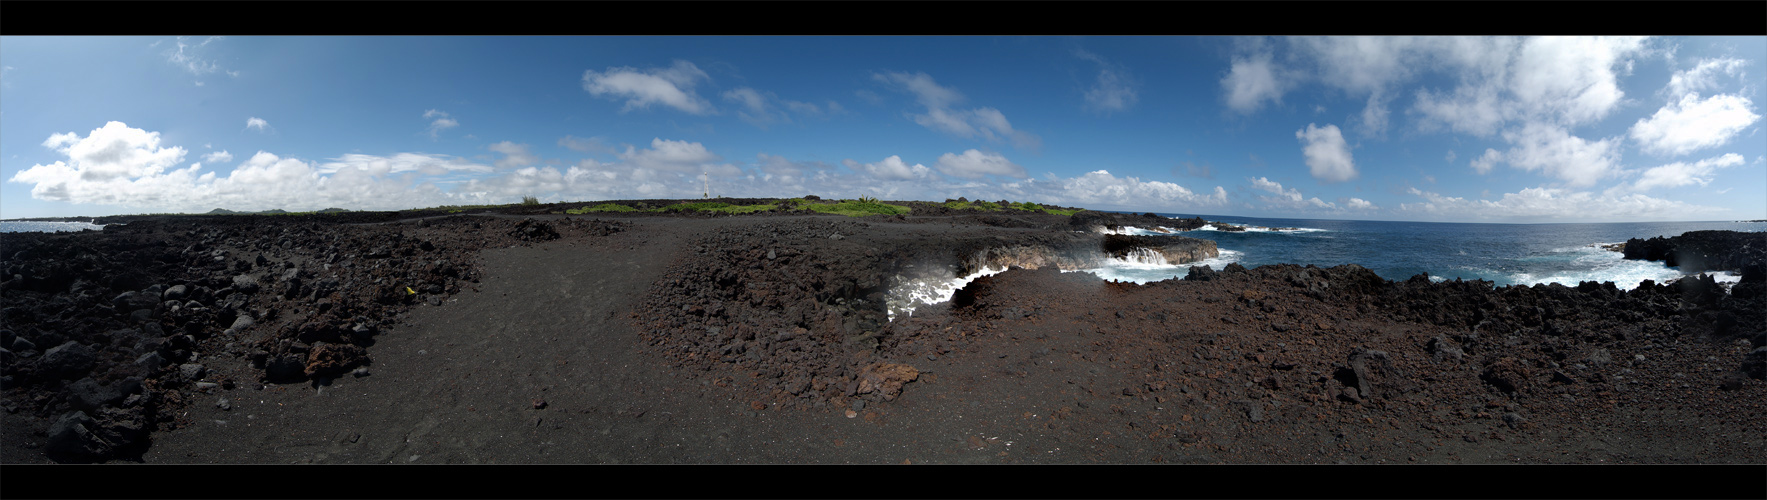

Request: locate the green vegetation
(807, 198), (911, 217)
(427, 202), (523, 214)
(521, 196), (540, 205)
(564, 203), (639, 214)
(941, 198), (1081, 216)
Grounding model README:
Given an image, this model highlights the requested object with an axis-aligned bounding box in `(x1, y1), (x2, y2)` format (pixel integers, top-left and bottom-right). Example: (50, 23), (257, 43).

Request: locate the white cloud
(1345, 197), (1377, 210)
(165, 36), (235, 78)
(875, 71), (1041, 150)
(1401, 185), (1726, 221)
(843, 156), (931, 181)
(582, 60), (713, 115)
(7, 122), (492, 213)
(1075, 49), (1138, 113)
(1267, 36), (1647, 137)
(1499, 122), (1622, 187)
(1295, 123), (1357, 182)
(754, 153), (830, 180)
(23, 121), (187, 183)
(1249, 176), (1335, 209)
(1665, 58), (1748, 98)
(934, 149), (1026, 179)
(1412, 84), (1508, 137)
(245, 117), (270, 132)
(423, 109), (459, 140)
(488, 141), (539, 169)
(1628, 93), (1760, 156)
(1508, 36), (1648, 126)
(316, 153), (494, 176)
(618, 138), (737, 176)
(722, 87), (774, 125)
(1036, 170), (1229, 210)
(202, 150), (234, 164)
(1470, 148), (1503, 175)
(1221, 53), (1285, 113)
(1628, 153), (1746, 192)
(720, 87), (832, 127)
(1444, 150), (1457, 164)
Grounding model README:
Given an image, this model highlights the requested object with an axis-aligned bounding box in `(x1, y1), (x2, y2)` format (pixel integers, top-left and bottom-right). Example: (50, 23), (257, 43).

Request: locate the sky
(2, 36), (1763, 223)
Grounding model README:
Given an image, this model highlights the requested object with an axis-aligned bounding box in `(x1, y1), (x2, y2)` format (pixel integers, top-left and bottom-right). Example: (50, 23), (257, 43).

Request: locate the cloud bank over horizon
(4, 36), (1761, 222)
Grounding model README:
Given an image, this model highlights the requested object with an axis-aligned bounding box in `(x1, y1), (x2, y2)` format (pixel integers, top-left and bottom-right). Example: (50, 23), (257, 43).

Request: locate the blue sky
(2, 36), (1762, 222)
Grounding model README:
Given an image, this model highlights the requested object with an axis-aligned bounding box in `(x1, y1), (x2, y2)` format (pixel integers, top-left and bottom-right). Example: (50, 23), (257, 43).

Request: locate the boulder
(40, 341), (97, 380)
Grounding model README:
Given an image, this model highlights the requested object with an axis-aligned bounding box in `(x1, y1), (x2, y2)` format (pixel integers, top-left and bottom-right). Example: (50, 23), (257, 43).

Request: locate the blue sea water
(1077, 214), (1767, 290)
(0, 221), (108, 233)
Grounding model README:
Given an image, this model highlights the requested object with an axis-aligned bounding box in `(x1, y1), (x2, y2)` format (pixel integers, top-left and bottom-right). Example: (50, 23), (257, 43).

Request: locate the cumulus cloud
(1626, 153), (1746, 192)
(245, 117), (270, 132)
(25, 121), (187, 184)
(582, 60), (713, 115)
(843, 156), (931, 181)
(933, 149), (1025, 179)
(423, 109), (458, 140)
(1665, 57), (1748, 98)
(1470, 148), (1503, 175)
(1507, 36), (1648, 126)
(1249, 176), (1335, 209)
(488, 141), (539, 169)
(1499, 122), (1622, 187)
(618, 138), (738, 176)
(1290, 36), (1428, 134)
(1295, 123), (1357, 182)
(1221, 52), (1286, 114)
(7, 122), (491, 213)
(1345, 197), (1378, 210)
(1237, 36), (1647, 138)
(874, 71), (1041, 150)
(201, 150), (234, 164)
(1035, 170), (1230, 210)
(1628, 93), (1760, 157)
(1075, 49), (1138, 113)
(1401, 185), (1726, 221)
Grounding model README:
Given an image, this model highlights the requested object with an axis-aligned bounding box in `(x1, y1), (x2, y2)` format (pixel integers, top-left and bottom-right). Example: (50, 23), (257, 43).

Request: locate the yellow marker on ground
(406, 286), (417, 295)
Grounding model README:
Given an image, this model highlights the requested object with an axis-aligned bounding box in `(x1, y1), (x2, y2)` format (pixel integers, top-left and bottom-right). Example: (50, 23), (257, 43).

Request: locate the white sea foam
(1188, 222), (1323, 233)
(885, 265), (1006, 321)
(1064, 249), (1245, 284)
(1504, 243), (1735, 290)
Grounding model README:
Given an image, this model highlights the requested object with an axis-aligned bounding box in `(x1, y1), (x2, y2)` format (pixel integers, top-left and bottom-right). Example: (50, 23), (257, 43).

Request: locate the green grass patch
(565, 203), (639, 214)
(1044, 207), (1083, 216)
(807, 199), (911, 217)
(651, 201), (784, 214)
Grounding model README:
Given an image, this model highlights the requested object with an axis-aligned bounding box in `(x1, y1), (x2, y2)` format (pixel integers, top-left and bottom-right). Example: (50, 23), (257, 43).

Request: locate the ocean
(0, 221), (109, 233)
(1073, 214), (1766, 290)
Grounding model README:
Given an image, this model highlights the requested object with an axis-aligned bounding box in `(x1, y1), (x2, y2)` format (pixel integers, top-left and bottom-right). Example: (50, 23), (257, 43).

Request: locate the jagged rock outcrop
(1622, 230), (1767, 275)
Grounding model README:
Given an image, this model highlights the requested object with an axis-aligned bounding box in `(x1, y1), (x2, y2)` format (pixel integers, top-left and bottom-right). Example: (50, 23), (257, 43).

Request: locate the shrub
(565, 203), (637, 214)
(521, 196), (540, 205)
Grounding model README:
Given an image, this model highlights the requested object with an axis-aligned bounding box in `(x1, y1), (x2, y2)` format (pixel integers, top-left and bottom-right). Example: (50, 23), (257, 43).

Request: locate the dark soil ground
(3, 201), (1765, 480)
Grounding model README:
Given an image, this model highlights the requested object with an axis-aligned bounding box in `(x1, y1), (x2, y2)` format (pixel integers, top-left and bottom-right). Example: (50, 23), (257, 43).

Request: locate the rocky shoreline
(2, 201), (1763, 464)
